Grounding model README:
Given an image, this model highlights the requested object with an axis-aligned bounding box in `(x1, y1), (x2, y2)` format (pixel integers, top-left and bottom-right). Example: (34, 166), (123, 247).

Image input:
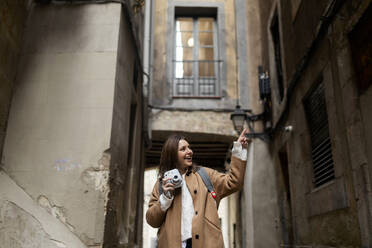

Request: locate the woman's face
(177, 139), (193, 171)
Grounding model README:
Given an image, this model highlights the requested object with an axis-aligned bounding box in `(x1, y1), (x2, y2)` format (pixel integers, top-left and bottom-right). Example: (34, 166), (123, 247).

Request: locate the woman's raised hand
(237, 128), (251, 148)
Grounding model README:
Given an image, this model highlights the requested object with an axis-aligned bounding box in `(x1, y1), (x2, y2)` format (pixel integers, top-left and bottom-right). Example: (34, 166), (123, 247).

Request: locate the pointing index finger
(240, 128), (247, 138)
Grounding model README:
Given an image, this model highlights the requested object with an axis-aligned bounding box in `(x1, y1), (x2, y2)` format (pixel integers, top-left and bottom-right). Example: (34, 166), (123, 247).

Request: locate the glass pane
(176, 47), (193, 61)
(176, 18), (193, 31)
(199, 61), (215, 77)
(199, 47), (214, 60)
(199, 18), (214, 31)
(176, 31), (194, 47)
(199, 80), (216, 96)
(176, 78), (194, 96)
(175, 61), (193, 78)
(199, 32), (213, 46)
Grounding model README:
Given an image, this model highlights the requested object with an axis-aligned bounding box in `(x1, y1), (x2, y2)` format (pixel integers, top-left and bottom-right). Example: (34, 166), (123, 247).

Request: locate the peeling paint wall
(0, 170), (86, 248)
(0, 200), (64, 248)
(2, 2), (123, 247)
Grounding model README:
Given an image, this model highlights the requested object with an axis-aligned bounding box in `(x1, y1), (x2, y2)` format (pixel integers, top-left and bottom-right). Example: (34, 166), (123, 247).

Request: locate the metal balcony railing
(173, 60), (221, 97)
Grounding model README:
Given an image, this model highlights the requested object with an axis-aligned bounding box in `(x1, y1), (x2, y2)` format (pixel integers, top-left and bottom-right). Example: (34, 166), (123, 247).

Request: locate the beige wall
(151, 110), (236, 137)
(143, 168), (159, 248)
(151, 0), (240, 106)
(2, 2), (121, 246)
(238, 0), (281, 247)
(0, 171), (87, 248)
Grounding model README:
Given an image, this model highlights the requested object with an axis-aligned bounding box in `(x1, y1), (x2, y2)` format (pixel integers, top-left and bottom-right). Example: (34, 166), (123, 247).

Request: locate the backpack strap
(197, 167), (217, 199)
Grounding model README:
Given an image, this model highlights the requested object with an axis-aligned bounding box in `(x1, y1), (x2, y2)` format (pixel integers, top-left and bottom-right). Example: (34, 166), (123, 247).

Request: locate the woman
(146, 129), (249, 248)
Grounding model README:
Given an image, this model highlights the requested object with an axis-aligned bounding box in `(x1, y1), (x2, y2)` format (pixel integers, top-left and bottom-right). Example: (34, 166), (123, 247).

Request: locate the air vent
(304, 81), (335, 188)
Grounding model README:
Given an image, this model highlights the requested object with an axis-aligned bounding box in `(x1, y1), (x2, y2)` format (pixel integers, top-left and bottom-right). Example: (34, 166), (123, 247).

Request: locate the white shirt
(159, 141), (247, 243)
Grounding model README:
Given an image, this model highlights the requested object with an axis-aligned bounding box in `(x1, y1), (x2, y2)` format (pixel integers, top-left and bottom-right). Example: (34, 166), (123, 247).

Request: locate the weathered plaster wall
(0, 0), (29, 162)
(253, 0), (372, 247)
(243, 140), (279, 248)
(0, 170), (87, 248)
(238, 0), (281, 247)
(279, 41), (361, 247)
(103, 5), (145, 247)
(2, 2), (121, 246)
(151, 110), (236, 137)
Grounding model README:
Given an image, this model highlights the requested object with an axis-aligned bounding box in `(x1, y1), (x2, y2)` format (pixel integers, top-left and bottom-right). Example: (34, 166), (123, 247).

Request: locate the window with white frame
(173, 17), (219, 97)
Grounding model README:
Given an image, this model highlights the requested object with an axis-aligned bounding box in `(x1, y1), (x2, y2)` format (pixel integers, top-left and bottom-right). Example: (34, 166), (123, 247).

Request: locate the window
(303, 80), (335, 188)
(270, 10), (284, 102)
(173, 17), (219, 97)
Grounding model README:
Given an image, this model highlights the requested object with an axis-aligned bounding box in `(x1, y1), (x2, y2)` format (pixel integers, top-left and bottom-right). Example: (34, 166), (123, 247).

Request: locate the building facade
(145, 0), (255, 247)
(0, 0), (147, 247)
(246, 0), (372, 247)
(147, 0), (372, 247)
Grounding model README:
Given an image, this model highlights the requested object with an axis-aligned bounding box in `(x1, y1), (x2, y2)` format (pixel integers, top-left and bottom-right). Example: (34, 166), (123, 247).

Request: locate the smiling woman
(177, 139), (194, 172)
(146, 130), (250, 248)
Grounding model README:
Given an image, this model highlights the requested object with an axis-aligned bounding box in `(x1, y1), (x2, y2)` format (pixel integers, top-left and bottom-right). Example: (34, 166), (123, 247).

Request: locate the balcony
(173, 60), (221, 97)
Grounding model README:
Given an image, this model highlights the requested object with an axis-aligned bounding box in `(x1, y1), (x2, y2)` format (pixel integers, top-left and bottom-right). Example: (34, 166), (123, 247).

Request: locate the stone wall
(252, 0), (372, 246)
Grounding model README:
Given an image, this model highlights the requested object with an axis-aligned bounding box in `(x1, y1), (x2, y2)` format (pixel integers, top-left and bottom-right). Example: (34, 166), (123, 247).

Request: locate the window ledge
(306, 177), (349, 217)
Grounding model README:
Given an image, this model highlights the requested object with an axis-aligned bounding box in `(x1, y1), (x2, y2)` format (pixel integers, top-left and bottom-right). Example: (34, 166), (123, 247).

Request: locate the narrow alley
(0, 0), (371, 248)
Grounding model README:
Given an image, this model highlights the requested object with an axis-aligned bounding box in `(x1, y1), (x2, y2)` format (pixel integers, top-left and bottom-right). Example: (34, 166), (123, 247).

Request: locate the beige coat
(146, 156), (246, 248)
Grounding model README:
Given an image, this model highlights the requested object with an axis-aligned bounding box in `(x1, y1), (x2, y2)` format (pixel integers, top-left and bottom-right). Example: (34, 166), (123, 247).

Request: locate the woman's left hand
(237, 128), (250, 148)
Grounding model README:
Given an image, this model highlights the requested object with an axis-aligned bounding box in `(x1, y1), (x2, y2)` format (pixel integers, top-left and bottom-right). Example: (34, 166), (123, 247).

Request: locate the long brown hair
(158, 134), (185, 177)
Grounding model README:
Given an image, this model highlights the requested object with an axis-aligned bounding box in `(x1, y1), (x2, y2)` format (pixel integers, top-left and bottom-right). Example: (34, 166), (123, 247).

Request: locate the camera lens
(174, 175), (178, 179)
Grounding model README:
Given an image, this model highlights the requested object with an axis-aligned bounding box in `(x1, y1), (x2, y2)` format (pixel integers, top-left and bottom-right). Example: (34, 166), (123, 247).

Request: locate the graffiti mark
(53, 159), (81, 171)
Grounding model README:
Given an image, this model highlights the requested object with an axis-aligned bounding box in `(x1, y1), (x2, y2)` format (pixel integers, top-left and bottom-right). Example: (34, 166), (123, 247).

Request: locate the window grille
(303, 81), (335, 187)
(173, 17), (219, 97)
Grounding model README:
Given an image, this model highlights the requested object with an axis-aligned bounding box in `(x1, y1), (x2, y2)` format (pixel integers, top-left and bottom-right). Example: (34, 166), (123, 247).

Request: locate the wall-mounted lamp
(230, 66), (272, 141)
(230, 105), (247, 135)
